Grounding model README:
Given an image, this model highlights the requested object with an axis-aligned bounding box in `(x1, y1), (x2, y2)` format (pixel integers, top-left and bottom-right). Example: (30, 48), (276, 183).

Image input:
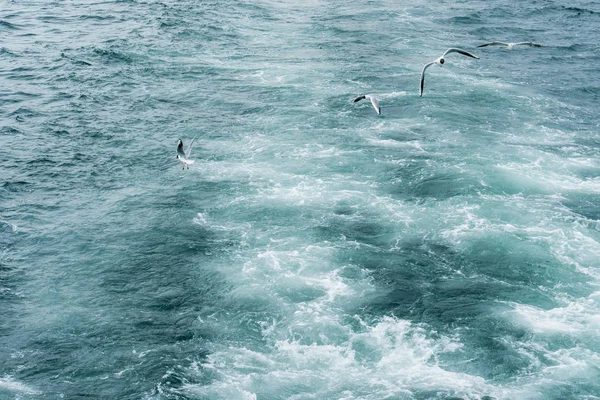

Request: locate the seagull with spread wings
(420, 48), (480, 97)
(353, 94), (381, 115)
(478, 41), (542, 49)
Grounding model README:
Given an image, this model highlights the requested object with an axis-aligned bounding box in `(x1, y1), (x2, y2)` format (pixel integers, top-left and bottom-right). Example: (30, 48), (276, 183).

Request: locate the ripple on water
(1, 0), (600, 398)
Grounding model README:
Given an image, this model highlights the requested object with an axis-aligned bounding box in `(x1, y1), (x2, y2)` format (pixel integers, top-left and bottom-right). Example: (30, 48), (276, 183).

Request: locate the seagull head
(436, 57), (445, 65)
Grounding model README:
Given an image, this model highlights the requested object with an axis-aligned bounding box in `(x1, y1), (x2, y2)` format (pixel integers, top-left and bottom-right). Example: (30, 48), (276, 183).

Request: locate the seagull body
(478, 41), (542, 49)
(354, 94), (381, 115)
(420, 48), (479, 97)
(177, 138), (195, 169)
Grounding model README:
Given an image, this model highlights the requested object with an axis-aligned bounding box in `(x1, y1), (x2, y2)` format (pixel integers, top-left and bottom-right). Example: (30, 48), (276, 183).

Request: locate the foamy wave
(439, 195), (600, 279)
(193, 212), (252, 233)
(183, 317), (536, 399)
(498, 162), (600, 194)
(366, 138), (426, 152)
(495, 336), (600, 397)
(0, 219), (18, 233)
(239, 246), (358, 312)
(507, 292), (600, 335)
(0, 376), (40, 395)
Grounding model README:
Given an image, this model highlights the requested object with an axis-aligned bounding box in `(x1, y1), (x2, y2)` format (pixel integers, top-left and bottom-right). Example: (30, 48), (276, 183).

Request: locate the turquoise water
(2, 0), (600, 398)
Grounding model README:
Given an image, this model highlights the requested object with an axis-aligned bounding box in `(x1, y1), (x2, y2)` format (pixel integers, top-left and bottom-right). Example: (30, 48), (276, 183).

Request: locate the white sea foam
(0, 220), (18, 233)
(493, 336), (600, 397)
(0, 376), (40, 395)
(193, 212), (252, 233)
(184, 316), (542, 399)
(498, 162), (600, 194)
(240, 246), (352, 308)
(507, 292), (600, 335)
(436, 195), (600, 278)
(192, 184), (597, 398)
(366, 138), (426, 152)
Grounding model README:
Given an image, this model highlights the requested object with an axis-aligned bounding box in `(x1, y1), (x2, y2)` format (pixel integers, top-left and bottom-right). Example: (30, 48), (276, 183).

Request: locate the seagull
(477, 41), (542, 49)
(177, 138), (195, 169)
(420, 48), (480, 97)
(354, 94), (381, 115)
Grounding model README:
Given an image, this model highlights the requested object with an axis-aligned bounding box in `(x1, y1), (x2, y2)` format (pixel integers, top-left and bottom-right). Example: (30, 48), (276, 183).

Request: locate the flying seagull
(420, 48), (479, 97)
(177, 138), (195, 169)
(477, 42), (542, 49)
(354, 94), (381, 115)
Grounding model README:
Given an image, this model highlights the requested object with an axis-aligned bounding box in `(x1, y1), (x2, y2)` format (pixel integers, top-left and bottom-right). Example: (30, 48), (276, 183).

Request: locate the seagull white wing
(420, 61), (435, 97)
(514, 42), (542, 47)
(185, 138), (196, 159)
(477, 42), (509, 48)
(443, 48), (480, 59)
(367, 95), (381, 115)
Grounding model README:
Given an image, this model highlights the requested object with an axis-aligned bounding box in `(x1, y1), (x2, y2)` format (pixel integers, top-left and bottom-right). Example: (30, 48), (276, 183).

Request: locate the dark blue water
(2, 0), (600, 398)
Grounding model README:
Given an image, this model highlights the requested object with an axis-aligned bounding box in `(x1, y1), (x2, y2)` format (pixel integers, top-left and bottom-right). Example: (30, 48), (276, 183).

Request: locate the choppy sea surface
(2, 0), (600, 399)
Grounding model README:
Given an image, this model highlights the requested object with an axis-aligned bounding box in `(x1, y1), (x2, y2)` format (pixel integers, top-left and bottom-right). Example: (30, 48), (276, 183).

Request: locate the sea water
(1, 0), (600, 398)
